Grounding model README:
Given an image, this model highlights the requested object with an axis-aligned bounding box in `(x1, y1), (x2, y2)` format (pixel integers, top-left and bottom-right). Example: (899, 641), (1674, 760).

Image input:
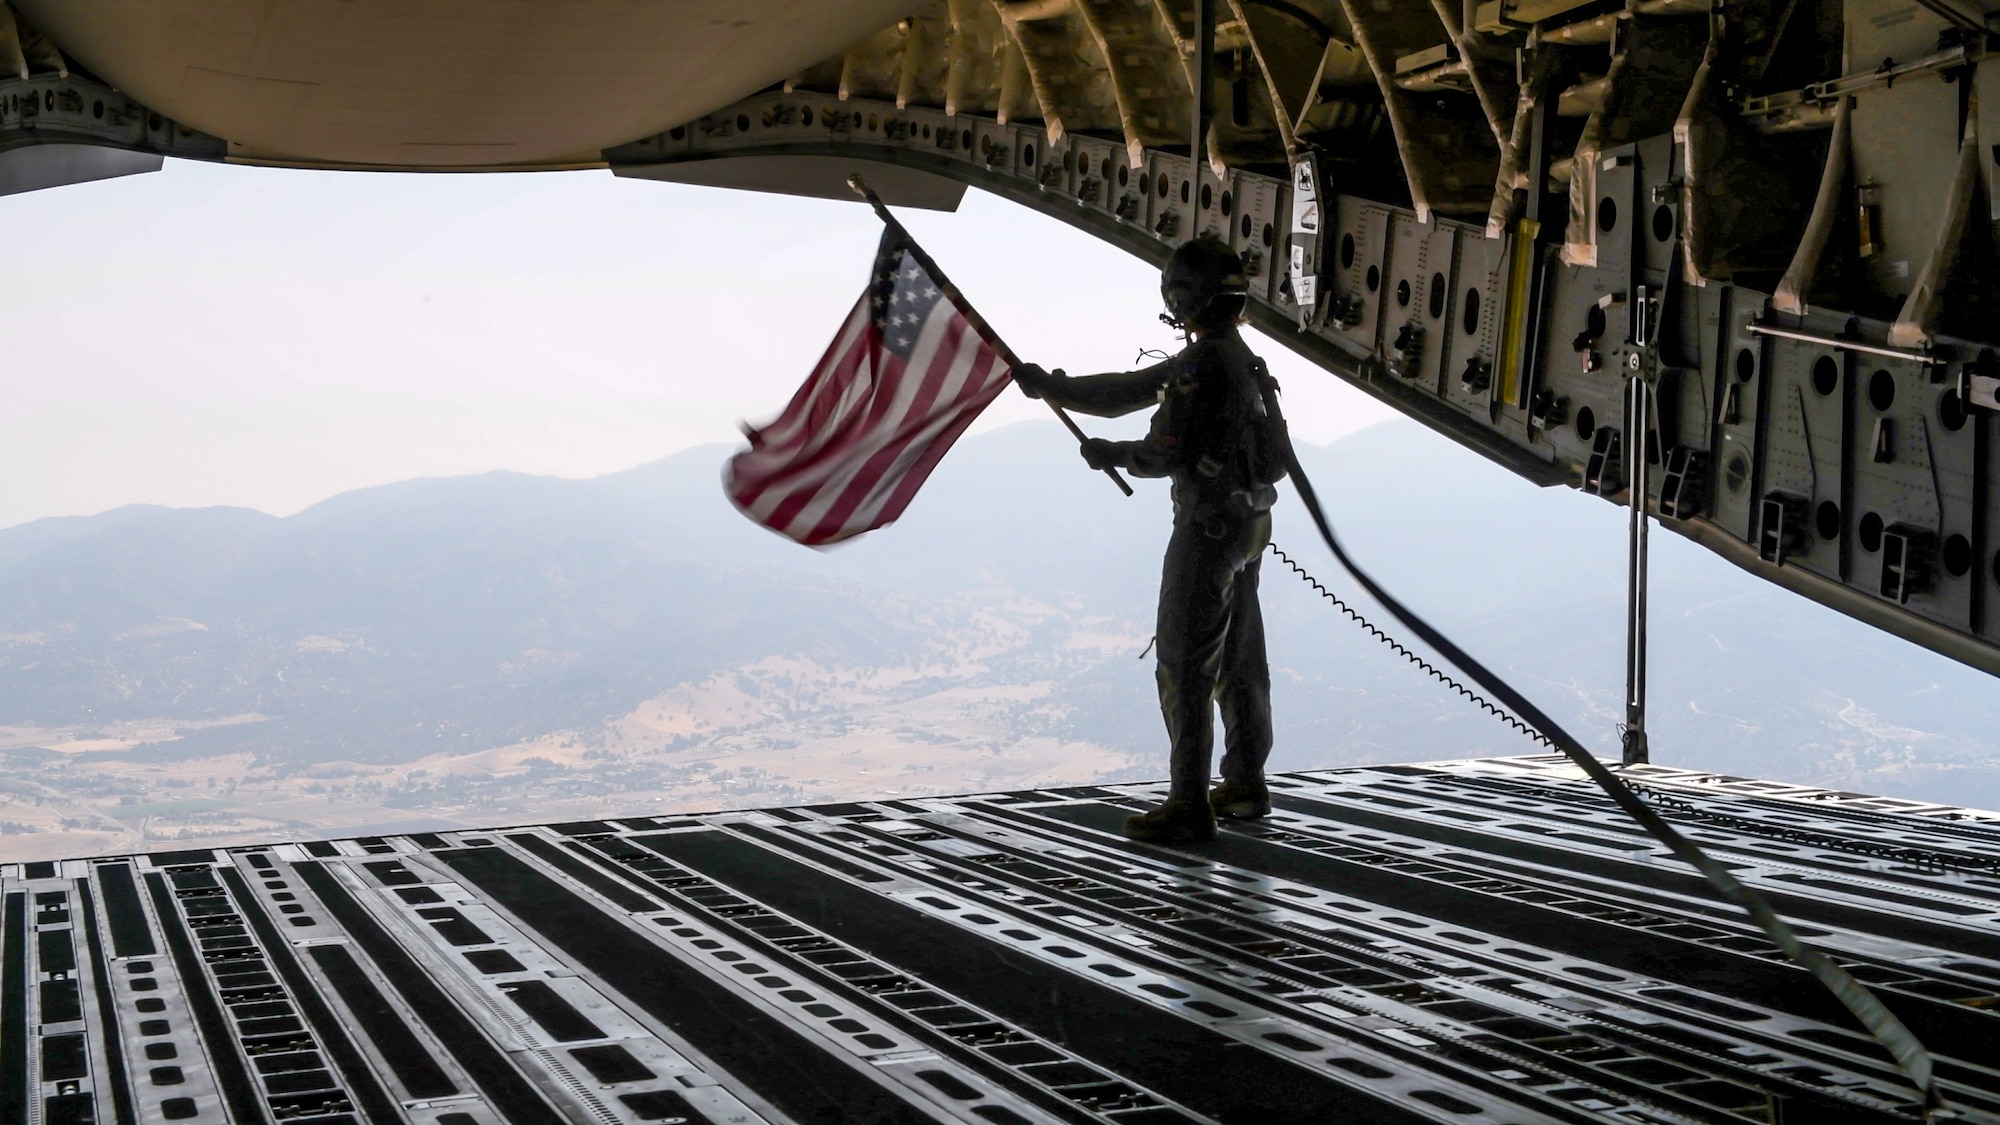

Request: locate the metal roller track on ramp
(3, 756), (1998, 1124)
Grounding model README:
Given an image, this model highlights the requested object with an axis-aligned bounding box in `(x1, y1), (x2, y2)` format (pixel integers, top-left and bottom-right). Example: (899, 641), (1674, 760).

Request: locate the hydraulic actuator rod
(1623, 367), (1651, 766)
(1188, 0), (1214, 235)
(1623, 288), (1654, 767)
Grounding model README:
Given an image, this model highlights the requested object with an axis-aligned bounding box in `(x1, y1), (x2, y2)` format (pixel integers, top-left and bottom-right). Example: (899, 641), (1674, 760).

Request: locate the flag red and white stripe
(724, 227), (1014, 545)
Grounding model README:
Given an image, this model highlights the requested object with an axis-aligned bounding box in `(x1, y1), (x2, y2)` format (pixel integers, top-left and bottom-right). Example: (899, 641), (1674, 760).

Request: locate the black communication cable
(1269, 541), (2000, 877)
(978, 239), (1942, 1112)
(1261, 394), (1945, 1116)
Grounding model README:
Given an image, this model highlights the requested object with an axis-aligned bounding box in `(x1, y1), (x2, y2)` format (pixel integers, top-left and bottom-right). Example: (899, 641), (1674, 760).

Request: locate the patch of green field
(106, 798), (232, 821)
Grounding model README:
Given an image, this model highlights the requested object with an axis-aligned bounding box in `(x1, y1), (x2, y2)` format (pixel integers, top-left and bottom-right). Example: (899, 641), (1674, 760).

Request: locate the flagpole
(848, 175), (1134, 498)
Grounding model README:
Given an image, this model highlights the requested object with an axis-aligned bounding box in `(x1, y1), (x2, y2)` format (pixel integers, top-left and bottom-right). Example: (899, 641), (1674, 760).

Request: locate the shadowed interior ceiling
(13, 0), (916, 167)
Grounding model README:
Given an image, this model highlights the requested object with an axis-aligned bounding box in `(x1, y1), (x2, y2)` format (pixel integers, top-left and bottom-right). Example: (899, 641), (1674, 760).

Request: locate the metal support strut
(1623, 287), (1653, 767)
(1188, 0), (1214, 234)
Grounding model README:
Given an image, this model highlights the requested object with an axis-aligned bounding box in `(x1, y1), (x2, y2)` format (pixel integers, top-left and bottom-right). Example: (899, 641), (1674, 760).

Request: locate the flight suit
(1033, 331), (1283, 808)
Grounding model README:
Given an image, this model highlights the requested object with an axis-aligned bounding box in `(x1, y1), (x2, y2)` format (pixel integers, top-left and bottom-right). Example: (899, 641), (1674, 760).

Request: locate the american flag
(724, 225), (1014, 546)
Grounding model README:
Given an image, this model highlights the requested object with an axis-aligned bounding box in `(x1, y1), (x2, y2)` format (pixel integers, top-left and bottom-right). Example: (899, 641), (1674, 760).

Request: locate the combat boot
(1123, 798), (1217, 844)
(1209, 778), (1271, 820)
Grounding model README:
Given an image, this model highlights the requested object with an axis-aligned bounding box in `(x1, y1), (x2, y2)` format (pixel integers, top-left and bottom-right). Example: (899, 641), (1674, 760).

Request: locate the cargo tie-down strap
(1269, 439), (1944, 1116)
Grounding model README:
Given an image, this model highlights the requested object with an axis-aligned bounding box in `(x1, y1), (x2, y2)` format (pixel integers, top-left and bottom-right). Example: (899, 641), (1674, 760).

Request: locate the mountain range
(3, 415), (1998, 832)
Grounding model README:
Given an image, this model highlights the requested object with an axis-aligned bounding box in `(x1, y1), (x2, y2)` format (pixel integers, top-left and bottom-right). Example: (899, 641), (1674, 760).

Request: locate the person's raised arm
(1075, 344), (1227, 479)
(1013, 353), (1174, 418)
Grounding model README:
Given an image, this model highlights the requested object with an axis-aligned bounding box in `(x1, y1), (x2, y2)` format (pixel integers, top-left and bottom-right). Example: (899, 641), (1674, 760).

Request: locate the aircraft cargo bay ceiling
(9, 0), (2000, 677)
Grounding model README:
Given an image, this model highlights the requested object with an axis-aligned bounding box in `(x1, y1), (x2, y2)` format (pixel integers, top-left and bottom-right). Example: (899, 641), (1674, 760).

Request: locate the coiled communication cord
(1121, 338), (1939, 1112)
(1268, 542), (1995, 878)
(1265, 430), (1944, 1116)
(1266, 543), (1555, 752)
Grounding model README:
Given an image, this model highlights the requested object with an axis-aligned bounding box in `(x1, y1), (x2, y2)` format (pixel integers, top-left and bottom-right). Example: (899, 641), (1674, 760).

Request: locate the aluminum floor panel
(3, 756), (1998, 1125)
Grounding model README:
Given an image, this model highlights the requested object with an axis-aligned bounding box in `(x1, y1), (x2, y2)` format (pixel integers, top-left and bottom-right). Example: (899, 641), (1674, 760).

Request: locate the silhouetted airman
(1015, 236), (1288, 843)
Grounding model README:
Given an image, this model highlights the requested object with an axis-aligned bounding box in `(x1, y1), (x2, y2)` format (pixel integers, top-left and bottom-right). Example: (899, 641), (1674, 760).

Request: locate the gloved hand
(1012, 362), (1062, 400)
(1079, 437), (1121, 471)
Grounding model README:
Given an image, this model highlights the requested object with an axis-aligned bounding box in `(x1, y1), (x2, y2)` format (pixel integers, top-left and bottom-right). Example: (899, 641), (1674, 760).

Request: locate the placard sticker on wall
(1289, 156), (1323, 329)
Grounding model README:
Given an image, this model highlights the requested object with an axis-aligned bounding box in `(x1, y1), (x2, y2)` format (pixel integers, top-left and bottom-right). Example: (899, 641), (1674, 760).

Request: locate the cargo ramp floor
(6, 756), (2000, 1124)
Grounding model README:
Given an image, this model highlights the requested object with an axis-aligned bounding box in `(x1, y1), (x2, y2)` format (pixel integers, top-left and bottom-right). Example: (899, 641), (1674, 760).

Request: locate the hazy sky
(2, 158), (1395, 528)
